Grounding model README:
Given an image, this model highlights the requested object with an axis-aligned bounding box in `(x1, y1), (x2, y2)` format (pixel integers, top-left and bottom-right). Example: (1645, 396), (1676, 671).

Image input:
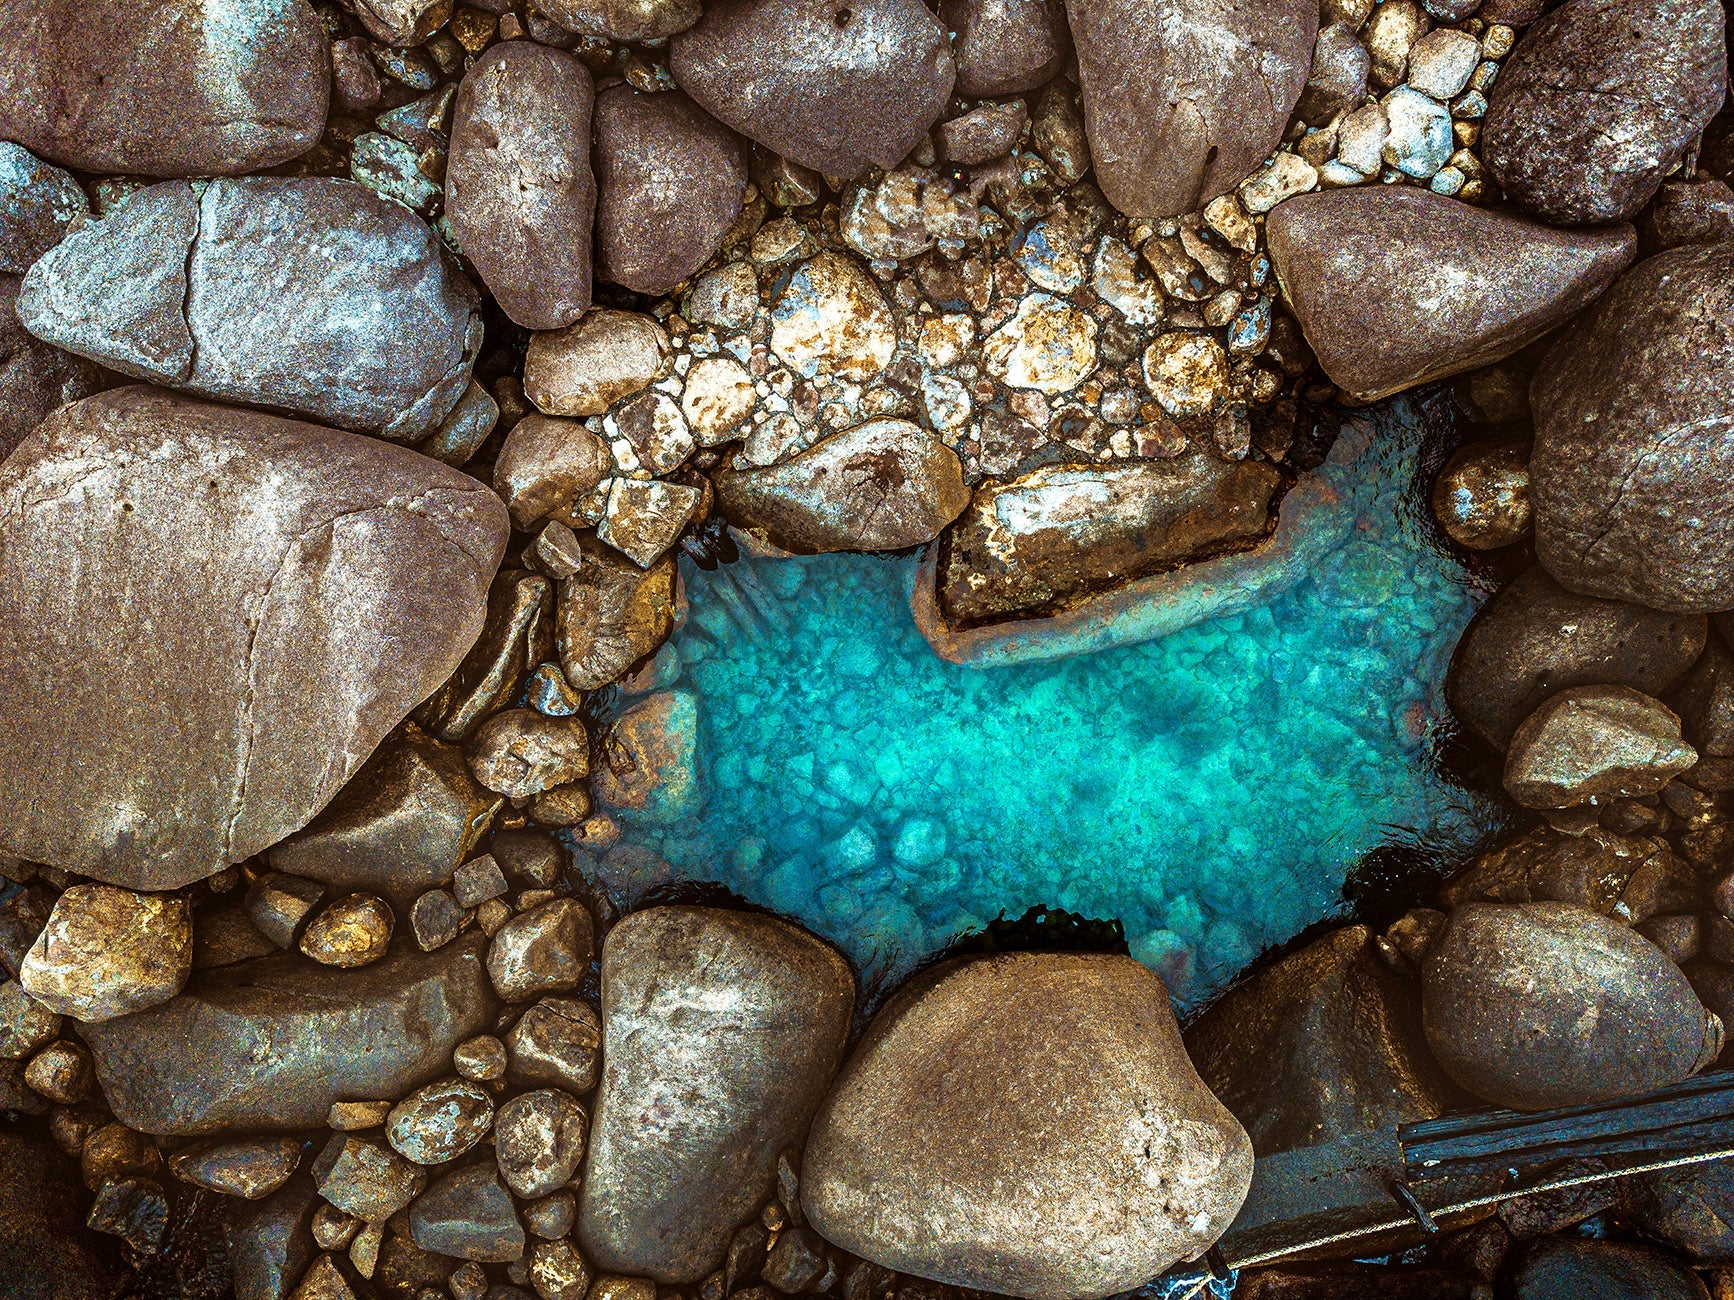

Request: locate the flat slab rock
(0, 0), (329, 177)
(936, 450), (1286, 626)
(18, 177), (483, 441)
(78, 934), (497, 1136)
(1266, 186), (1636, 403)
(0, 387), (508, 889)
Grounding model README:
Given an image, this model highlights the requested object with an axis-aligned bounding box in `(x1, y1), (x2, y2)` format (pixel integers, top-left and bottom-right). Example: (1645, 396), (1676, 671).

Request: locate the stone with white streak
(769, 252), (896, 384)
(19, 885), (192, 1023)
(982, 294), (1099, 394)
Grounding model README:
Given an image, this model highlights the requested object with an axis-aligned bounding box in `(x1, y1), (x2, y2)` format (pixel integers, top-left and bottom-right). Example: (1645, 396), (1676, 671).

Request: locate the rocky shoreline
(4, 0), (1734, 1296)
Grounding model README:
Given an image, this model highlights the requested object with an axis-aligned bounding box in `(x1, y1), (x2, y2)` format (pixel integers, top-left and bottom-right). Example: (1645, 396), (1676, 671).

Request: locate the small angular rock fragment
(312, 1134), (428, 1223)
(170, 1138), (304, 1200)
(506, 998), (603, 1093)
(245, 873), (327, 951)
(488, 899), (595, 1002)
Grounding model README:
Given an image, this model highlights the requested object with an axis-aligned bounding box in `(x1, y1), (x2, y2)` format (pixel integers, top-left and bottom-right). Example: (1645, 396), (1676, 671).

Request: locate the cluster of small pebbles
(4, 0), (1734, 1294)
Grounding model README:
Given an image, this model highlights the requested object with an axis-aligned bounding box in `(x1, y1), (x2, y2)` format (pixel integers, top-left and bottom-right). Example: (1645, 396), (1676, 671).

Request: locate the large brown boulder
(802, 952), (1252, 1299)
(1502, 685), (1696, 810)
(577, 907), (855, 1284)
(670, 0), (955, 177)
(936, 452), (1284, 625)
(0, 0), (329, 177)
(18, 178), (483, 442)
(1267, 187), (1636, 403)
(446, 42), (596, 332)
(1530, 242), (1734, 611)
(1185, 926), (1458, 1155)
(78, 934), (497, 1135)
(1484, 0), (1727, 225)
(0, 387), (508, 889)
(1445, 566), (1706, 750)
(1067, 0), (1315, 218)
(715, 418), (970, 554)
(1422, 902), (1723, 1110)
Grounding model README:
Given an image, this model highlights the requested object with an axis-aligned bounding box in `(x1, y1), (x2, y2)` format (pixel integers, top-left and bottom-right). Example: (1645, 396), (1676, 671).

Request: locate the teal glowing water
(606, 403), (1499, 1005)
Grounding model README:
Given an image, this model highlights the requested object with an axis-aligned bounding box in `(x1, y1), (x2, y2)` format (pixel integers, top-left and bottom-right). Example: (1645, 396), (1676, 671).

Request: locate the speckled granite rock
(1068, 0), (1316, 218)
(18, 178), (483, 441)
(78, 934), (496, 1135)
(1266, 187), (1635, 402)
(1484, 0), (1727, 224)
(1422, 902), (1722, 1110)
(670, 0), (955, 177)
(578, 907), (855, 1284)
(0, 0), (329, 177)
(1531, 242), (1734, 611)
(593, 86), (747, 296)
(0, 142), (86, 274)
(937, 452), (1285, 625)
(1446, 566), (1707, 750)
(803, 951), (1252, 1297)
(446, 42), (595, 332)
(0, 387), (507, 889)
(715, 418), (969, 553)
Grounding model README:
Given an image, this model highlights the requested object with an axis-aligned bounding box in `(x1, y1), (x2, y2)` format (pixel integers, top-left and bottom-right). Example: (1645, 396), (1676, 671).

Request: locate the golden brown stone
(300, 895), (395, 969)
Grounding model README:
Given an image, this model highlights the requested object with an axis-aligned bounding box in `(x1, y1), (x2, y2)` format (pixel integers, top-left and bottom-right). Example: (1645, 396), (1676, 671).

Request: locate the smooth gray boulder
(0, 0), (329, 177)
(1484, 0), (1727, 225)
(0, 387), (508, 889)
(670, 0), (956, 177)
(18, 177), (483, 442)
(1267, 186), (1636, 403)
(577, 907), (856, 1284)
(79, 934), (497, 1135)
(1531, 242), (1734, 611)
(1068, 0), (1316, 217)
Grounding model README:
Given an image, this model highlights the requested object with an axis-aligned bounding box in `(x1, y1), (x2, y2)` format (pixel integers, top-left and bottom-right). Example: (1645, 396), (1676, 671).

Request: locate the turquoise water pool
(600, 401), (1500, 1005)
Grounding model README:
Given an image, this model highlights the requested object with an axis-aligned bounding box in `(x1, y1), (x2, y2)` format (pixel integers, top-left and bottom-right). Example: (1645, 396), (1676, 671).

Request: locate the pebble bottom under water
(603, 402), (1501, 1005)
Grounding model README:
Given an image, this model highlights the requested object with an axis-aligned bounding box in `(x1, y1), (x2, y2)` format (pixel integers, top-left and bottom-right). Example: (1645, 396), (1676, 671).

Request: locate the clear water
(599, 400), (1500, 1007)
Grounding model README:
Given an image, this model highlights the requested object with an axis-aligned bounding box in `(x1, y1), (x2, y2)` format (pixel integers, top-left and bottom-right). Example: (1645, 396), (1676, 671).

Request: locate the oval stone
(670, 0), (955, 177)
(386, 1078), (495, 1165)
(593, 86), (747, 297)
(0, 0), (329, 178)
(17, 178), (483, 442)
(446, 43), (596, 332)
(0, 387), (508, 888)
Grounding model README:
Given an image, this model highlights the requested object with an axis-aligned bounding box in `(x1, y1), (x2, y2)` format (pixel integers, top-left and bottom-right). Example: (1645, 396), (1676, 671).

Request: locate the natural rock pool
(602, 400), (1502, 1003)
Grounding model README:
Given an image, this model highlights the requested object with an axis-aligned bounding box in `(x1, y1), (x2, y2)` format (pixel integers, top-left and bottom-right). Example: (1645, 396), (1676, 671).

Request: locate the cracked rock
(577, 907), (855, 1284)
(594, 86), (748, 296)
(1530, 242), (1734, 611)
(670, 0), (956, 177)
(506, 997), (603, 1093)
(715, 418), (969, 552)
(17, 178), (484, 441)
(447, 42), (596, 332)
(0, 0), (329, 177)
(1069, 0), (1316, 218)
(1267, 186), (1635, 403)
(0, 388), (507, 889)
(77, 934), (497, 1135)
(1483, 0), (1728, 224)
(466, 710), (590, 799)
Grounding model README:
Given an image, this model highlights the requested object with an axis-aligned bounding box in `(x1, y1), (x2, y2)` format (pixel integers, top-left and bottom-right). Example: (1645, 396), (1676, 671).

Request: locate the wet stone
(1424, 901), (1723, 1109)
(245, 873), (327, 951)
(387, 1077), (496, 1164)
(591, 689), (701, 826)
(1503, 686), (1697, 810)
(941, 0), (1069, 96)
(0, 0), (330, 177)
(20, 884), (193, 1023)
(18, 180), (484, 441)
(496, 1088), (589, 1198)
(526, 310), (670, 418)
(488, 899), (596, 1002)
(410, 1163), (526, 1263)
(1430, 441), (1531, 550)
(349, 0), (455, 44)
(269, 724), (503, 916)
(467, 711), (591, 799)
(670, 0), (956, 177)
(506, 997), (604, 1093)
(288, 1252), (373, 1300)
(447, 43), (596, 331)
(1510, 1238), (1711, 1300)
(493, 830), (569, 890)
(80, 1123), (160, 1190)
(597, 479), (706, 568)
(0, 142), (87, 274)
(533, 522), (587, 580)
(170, 1138), (304, 1200)
(556, 539), (680, 690)
(454, 1035), (508, 1081)
(594, 87), (748, 296)
(301, 895), (396, 970)
(313, 1134), (428, 1223)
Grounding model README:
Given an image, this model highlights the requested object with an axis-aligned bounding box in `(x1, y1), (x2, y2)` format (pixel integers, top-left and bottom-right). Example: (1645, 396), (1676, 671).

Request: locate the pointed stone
(18, 178), (483, 441)
(1266, 186), (1636, 403)
(409, 1164), (525, 1263)
(1069, 0), (1316, 218)
(670, 0), (955, 178)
